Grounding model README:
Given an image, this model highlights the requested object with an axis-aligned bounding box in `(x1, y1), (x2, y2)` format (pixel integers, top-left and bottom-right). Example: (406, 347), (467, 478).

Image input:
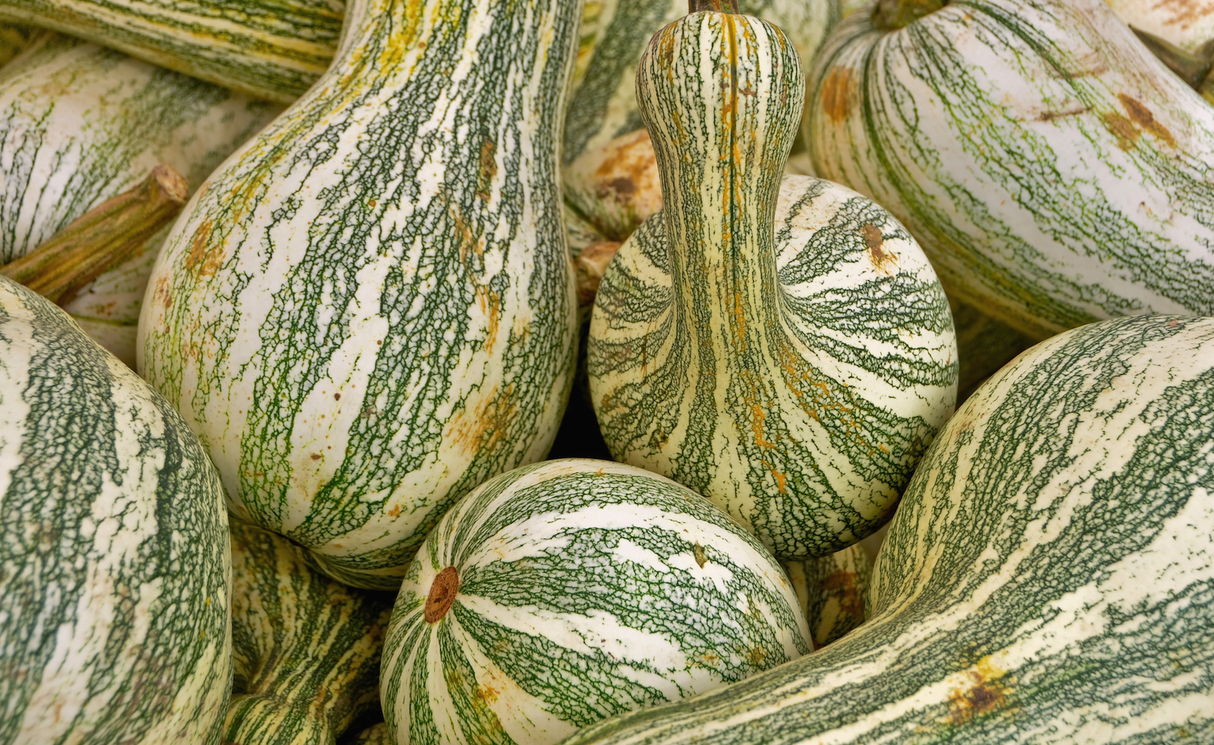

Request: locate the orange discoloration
(475, 683), (500, 704)
(821, 67), (856, 124)
(1119, 94), (1176, 148)
(475, 284), (502, 353)
(747, 646), (767, 666)
(477, 138), (497, 201)
(1103, 110), (1141, 151)
(446, 383), (519, 457)
(820, 568), (866, 623)
(862, 224), (897, 274)
(154, 274), (173, 311)
(184, 221), (224, 278)
(388, 504), (401, 518)
(946, 658), (1013, 725)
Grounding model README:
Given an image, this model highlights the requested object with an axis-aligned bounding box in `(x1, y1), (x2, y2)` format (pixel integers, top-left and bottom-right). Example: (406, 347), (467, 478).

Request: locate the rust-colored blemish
(154, 274), (173, 311)
(477, 138), (497, 201)
(447, 383), (519, 457)
(820, 568), (866, 622)
(1153, 0), (1213, 27)
(475, 284), (502, 353)
(693, 542), (708, 568)
(820, 66), (856, 124)
(388, 504), (401, 518)
(184, 220), (224, 278)
(1103, 110), (1141, 151)
(425, 566), (460, 623)
(1119, 94), (1176, 148)
(747, 646), (767, 666)
(946, 658), (1012, 725)
(474, 683), (500, 704)
(862, 224), (896, 273)
(1037, 105), (1089, 122)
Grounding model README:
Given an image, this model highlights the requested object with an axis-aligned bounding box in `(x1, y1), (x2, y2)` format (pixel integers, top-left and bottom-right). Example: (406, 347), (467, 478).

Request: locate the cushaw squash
(807, 0), (1214, 338)
(0, 276), (231, 744)
(139, 0), (581, 590)
(565, 313), (1214, 744)
(588, 1), (957, 560)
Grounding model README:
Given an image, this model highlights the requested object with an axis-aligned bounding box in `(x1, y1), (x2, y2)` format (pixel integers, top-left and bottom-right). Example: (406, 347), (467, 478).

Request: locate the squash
(1107, 0), (1214, 53)
(0, 31), (281, 365)
(379, 458), (811, 745)
(588, 3), (956, 560)
(563, 312), (1214, 745)
(0, 0), (343, 102)
(224, 520), (395, 745)
(138, 0), (582, 590)
(782, 545), (871, 650)
(0, 276), (231, 744)
(0, 22), (34, 68)
(807, 0), (1214, 339)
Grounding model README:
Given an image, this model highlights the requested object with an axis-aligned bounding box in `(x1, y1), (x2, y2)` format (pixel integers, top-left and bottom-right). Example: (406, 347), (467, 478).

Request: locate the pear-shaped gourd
(139, 0), (581, 590)
(588, 3), (957, 560)
(0, 276), (231, 744)
(808, 0), (1214, 338)
(568, 313), (1214, 745)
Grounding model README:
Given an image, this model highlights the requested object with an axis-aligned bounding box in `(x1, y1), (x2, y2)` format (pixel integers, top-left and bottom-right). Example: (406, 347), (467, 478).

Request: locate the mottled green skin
(563, 314), (1214, 745)
(782, 544), (871, 649)
(380, 459), (811, 745)
(139, 0), (581, 590)
(808, 0), (1214, 338)
(225, 520), (395, 745)
(0, 0), (343, 102)
(0, 31), (280, 365)
(589, 8), (956, 560)
(0, 276), (231, 745)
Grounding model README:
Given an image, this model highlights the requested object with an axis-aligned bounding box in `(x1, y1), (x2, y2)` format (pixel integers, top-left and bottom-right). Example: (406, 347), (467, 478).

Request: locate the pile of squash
(0, 0), (1211, 743)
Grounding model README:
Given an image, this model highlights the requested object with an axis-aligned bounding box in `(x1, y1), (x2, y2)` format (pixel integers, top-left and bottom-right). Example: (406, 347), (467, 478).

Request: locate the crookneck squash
(566, 312), (1214, 745)
(225, 520), (395, 745)
(0, 31), (281, 365)
(808, 0), (1214, 338)
(380, 458), (811, 745)
(139, 0), (581, 590)
(0, 0), (343, 102)
(588, 3), (957, 560)
(0, 276), (231, 744)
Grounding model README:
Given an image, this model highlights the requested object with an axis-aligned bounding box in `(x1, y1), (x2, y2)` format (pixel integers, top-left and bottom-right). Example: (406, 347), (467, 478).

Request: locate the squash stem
(0, 165), (188, 306)
(690, 0), (740, 14)
(1132, 26), (1213, 89)
(871, 0), (947, 30)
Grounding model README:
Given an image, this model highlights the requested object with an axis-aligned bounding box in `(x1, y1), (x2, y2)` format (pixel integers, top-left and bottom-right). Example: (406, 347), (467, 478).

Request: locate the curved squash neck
(332, 0), (427, 68)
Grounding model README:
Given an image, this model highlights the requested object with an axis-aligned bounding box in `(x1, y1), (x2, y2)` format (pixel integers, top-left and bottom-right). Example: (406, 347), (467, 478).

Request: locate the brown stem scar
(425, 566), (461, 623)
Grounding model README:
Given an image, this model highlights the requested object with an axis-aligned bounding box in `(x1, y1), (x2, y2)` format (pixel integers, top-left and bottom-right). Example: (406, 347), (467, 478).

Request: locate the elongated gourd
(589, 4), (956, 559)
(564, 313), (1214, 745)
(0, 276), (231, 744)
(808, 0), (1214, 338)
(139, 0), (581, 591)
(0, 32), (281, 365)
(224, 520), (394, 745)
(0, 0), (343, 102)
(380, 459), (811, 745)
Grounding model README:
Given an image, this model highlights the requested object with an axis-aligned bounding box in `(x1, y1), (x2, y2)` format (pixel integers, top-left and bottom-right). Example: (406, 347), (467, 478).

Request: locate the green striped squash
(563, 313), (1214, 745)
(0, 276), (231, 744)
(1107, 0), (1214, 53)
(807, 0), (1214, 339)
(380, 458), (811, 745)
(0, 0), (343, 102)
(225, 519), (395, 745)
(138, 0), (581, 591)
(782, 544), (871, 650)
(0, 31), (280, 365)
(589, 5), (956, 561)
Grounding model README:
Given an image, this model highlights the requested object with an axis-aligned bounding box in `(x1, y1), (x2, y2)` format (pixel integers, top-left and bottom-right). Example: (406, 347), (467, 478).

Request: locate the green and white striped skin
(0, 0), (343, 103)
(0, 276), (231, 745)
(782, 544), (871, 650)
(138, 0), (582, 590)
(1107, 0), (1214, 53)
(0, 31), (281, 365)
(380, 458), (811, 745)
(564, 313), (1214, 745)
(226, 519), (395, 745)
(807, 0), (1214, 339)
(587, 7), (956, 560)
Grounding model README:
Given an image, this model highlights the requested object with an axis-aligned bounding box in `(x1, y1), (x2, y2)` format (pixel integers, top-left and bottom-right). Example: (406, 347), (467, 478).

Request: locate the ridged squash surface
(139, 0), (581, 590)
(0, 276), (231, 744)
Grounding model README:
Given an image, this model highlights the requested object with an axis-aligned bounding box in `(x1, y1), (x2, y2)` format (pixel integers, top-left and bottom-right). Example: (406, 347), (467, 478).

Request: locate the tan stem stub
(424, 566), (461, 623)
(0, 165), (189, 305)
(690, 0), (740, 14)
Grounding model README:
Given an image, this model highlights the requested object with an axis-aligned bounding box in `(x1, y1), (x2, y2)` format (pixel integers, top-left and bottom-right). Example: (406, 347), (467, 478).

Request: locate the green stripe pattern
(588, 6), (955, 561)
(380, 458), (811, 745)
(0, 276), (231, 744)
(139, 0), (581, 590)
(225, 519), (395, 745)
(563, 313), (1214, 745)
(0, 31), (280, 364)
(782, 544), (871, 649)
(807, 0), (1214, 338)
(0, 0), (343, 102)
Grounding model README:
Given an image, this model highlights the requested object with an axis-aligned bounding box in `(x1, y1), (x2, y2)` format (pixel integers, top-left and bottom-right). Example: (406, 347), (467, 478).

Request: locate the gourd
(139, 0), (582, 590)
(0, 22), (34, 68)
(1107, 0), (1214, 53)
(782, 545), (871, 649)
(0, 31), (280, 365)
(0, 276), (231, 744)
(0, 0), (343, 102)
(588, 3), (957, 560)
(379, 458), (811, 745)
(807, 0), (1214, 339)
(563, 313), (1214, 745)
(225, 520), (395, 745)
